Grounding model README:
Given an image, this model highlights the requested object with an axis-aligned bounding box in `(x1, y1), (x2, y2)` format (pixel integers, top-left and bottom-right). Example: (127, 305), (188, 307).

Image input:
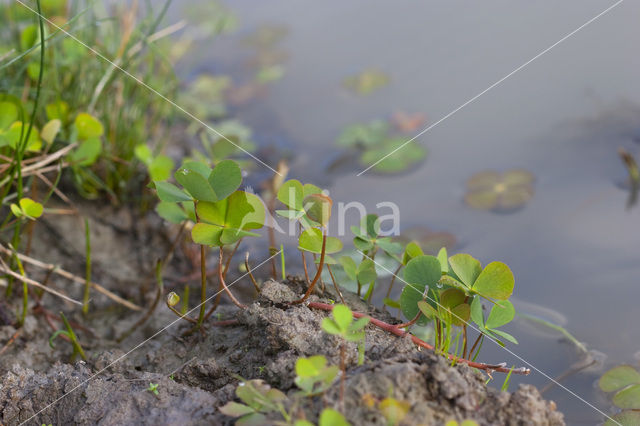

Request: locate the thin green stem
(59, 311), (86, 361)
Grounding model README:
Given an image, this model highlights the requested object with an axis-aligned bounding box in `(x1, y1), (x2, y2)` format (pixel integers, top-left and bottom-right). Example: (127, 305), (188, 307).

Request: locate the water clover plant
(276, 179), (341, 303)
(153, 159), (264, 332)
(347, 214), (402, 300)
(342, 68), (390, 95)
(335, 120), (426, 174)
(464, 169), (535, 212)
(599, 364), (640, 426)
(400, 251), (517, 359)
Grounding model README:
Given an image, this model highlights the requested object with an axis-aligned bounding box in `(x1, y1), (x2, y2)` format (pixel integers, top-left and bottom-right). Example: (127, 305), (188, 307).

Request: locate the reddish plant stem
(245, 252), (260, 293)
(307, 302), (530, 375)
(223, 238), (242, 280)
(217, 247), (247, 309)
(395, 311), (421, 329)
(468, 334), (483, 359)
(291, 233), (327, 305)
(301, 248), (311, 285)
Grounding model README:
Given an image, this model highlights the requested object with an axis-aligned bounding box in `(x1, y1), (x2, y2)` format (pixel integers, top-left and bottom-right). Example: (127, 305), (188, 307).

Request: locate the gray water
(167, 1), (640, 423)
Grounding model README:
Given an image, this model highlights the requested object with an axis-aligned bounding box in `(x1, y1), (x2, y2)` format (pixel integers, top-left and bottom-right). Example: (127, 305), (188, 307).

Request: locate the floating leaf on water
(247, 49), (289, 69)
(464, 169), (535, 212)
(242, 24), (289, 49)
(359, 137), (426, 174)
(343, 68), (390, 95)
(391, 111), (427, 133)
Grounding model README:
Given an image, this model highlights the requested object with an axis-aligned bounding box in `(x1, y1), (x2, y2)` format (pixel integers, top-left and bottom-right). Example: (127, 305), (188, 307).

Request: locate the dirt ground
(0, 204), (564, 425)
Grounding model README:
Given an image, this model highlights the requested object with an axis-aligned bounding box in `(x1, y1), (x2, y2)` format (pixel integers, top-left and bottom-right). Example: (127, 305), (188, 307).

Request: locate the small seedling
(321, 305), (370, 404)
(294, 355), (339, 397)
(378, 397), (410, 426)
(219, 379), (290, 425)
(49, 311), (87, 361)
(10, 197), (44, 220)
(147, 382), (159, 396)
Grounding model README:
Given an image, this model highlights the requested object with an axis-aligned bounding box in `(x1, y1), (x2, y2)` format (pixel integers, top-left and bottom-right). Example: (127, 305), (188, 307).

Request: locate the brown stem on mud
(245, 252), (260, 293)
(217, 247), (247, 309)
(307, 302), (530, 375)
(395, 311), (421, 329)
(326, 264), (346, 304)
(290, 232), (327, 305)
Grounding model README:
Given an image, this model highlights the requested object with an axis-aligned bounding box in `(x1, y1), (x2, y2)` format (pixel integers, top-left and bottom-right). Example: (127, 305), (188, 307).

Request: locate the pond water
(163, 1), (640, 423)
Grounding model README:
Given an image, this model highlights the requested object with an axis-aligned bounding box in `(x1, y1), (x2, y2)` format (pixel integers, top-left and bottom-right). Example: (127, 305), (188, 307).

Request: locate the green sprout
(219, 379), (290, 425)
(10, 197), (43, 220)
(321, 305), (370, 405)
(378, 397), (410, 426)
(343, 214), (402, 300)
(49, 311), (87, 361)
(147, 382), (159, 396)
(599, 365), (640, 425)
(294, 355), (339, 397)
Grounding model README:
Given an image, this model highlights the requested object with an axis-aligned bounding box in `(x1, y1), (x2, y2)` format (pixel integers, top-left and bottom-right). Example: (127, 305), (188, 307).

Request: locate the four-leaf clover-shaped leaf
(443, 254), (514, 300)
(192, 190), (265, 246)
(399, 255), (442, 326)
(276, 179), (322, 229)
(470, 297), (517, 345)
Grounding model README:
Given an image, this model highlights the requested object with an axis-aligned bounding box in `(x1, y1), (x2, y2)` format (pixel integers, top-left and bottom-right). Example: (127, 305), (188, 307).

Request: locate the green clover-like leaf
(74, 113), (104, 140)
(472, 261), (514, 300)
(298, 228), (343, 254)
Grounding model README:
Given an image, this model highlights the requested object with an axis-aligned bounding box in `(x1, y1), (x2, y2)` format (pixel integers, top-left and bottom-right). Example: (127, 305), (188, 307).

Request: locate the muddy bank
(0, 279), (563, 425)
